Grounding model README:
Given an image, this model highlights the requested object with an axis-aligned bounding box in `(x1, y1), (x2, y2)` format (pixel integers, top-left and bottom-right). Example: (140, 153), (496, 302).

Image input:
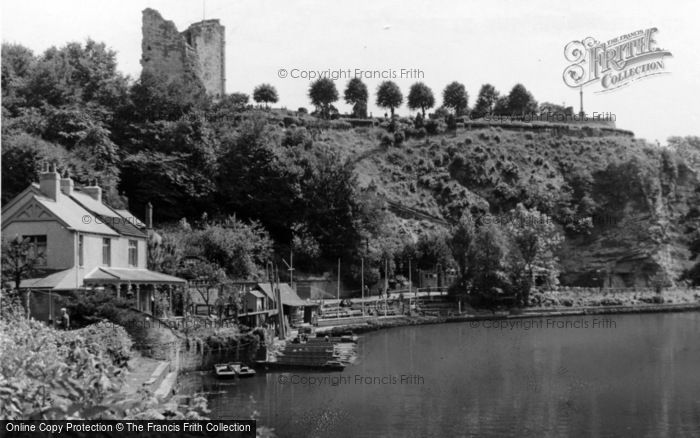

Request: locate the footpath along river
(183, 312), (700, 437)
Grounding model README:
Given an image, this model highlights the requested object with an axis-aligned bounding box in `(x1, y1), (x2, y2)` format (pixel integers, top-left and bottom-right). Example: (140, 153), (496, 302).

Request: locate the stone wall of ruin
(140, 8), (225, 97)
(183, 20), (226, 97)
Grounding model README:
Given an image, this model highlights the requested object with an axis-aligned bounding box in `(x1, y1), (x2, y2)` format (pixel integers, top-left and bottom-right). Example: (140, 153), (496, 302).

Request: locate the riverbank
(315, 300), (700, 335)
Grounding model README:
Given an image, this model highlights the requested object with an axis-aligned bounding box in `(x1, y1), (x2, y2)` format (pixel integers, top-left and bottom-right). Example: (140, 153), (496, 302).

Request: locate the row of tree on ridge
(249, 79), (574, 120)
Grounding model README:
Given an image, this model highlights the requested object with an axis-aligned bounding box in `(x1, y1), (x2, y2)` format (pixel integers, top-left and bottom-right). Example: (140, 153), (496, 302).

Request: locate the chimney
(39, 163), (61, 201)
(83, 180), (102, 203)
(60, 171), (74, 196)
(146, 202), (153, 229)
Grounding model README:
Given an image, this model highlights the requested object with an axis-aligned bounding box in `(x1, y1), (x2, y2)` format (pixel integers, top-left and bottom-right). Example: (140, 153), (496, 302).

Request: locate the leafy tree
(298, 146), (366, 260)
(344, 78), (369, 118)
(1, 134), (70, 204)
(407, 82), (435, 117)
(442, 81), (468, 116)
(193, 219), (273, 279)
(1, 44), (36, 113)
(147, 233), (182, 275)
(415, 232), (454, 284)
(22, 40), (129, 111)
(539, 102), (574, 119)
(506, 83), (538, 116)
(120, 112), (218, 219)
(308, 78), (339, 119)
(468, 223), (510, 304)
(252, 83), (278, 108)
(206, 92), (249, 126)
(450, 211), (476, 278)
(178, 258), (228, 307)
(493, 95), (510, 116)
(503, 204), (563, 306)
(216, 116), (300, 240)
(1, 236), (40, 289)
(471, 84), (499, 119)
(376, 81), (403, 117)
(128, 70), (208, 122)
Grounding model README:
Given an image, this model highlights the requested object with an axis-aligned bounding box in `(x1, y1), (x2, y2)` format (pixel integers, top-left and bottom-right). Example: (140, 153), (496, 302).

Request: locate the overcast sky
(3, 0), (699, 143)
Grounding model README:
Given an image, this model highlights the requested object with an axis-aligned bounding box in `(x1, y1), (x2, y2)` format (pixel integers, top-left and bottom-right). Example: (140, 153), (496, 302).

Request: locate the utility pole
(361, 257), (365, 316)
(384, 258), (388, 317)
(275, 265), (285, 340)
(337, 258), (341, 319)
(410, 258), (415, 308)
(282, 251), (294, 291)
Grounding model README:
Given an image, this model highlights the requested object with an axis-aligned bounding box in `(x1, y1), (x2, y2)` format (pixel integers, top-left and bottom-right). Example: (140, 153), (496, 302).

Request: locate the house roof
(84, 267), (186, 285)
(1, 181), (147, 239)
(70, 191), (147, 238)
(20, 268), (82, 290)
(114, 209), (146, 228)
(19, 267), (187, 290)
(31, 190), (119, 236)
(255, 282), (315, 307)
(247, 289), (265, 299)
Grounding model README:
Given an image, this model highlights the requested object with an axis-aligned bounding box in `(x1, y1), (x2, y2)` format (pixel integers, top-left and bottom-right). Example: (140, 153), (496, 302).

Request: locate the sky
(2, 0), (699, 143)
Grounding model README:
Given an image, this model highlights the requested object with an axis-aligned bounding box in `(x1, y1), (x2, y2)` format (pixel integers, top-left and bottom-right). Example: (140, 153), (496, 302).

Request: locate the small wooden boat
(340, 334), (359, 343)
(321, 360), (346, 371)
(237, 365), (257, 377)
(214, 363), (240, 379)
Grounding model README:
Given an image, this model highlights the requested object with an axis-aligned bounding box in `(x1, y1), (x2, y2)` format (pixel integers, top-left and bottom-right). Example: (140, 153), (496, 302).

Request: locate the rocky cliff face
(345, 125), (700, 287)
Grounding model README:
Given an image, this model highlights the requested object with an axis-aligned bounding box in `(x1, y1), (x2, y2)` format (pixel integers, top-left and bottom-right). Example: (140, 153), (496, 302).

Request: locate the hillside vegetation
(3, 39), (700, 293)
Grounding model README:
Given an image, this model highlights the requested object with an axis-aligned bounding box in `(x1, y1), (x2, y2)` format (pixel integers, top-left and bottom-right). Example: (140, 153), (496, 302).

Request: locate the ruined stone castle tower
(141, 8), (225, 97)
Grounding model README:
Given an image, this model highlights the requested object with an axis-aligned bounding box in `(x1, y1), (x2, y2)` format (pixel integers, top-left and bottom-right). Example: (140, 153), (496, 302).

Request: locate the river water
(187, 312), (700, 437)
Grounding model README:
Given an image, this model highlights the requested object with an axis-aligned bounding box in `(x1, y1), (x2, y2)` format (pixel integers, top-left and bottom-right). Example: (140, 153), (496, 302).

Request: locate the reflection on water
(182, 313), (700, 437)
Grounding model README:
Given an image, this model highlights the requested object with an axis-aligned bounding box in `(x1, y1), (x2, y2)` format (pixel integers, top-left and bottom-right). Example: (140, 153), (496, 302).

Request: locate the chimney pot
(39, 165), (61, 201)
(82, 184), (102, 203)
(60, 176), (74, 196)
(146, 202), (153, 229)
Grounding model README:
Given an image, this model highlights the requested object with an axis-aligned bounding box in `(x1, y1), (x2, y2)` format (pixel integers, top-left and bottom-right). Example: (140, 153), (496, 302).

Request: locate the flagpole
(337, 258), (341, 319)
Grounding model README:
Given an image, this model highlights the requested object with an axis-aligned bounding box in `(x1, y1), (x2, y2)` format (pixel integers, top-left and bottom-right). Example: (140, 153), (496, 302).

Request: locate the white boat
(214, 363), (240, 379)
(237, 365), (257, 377)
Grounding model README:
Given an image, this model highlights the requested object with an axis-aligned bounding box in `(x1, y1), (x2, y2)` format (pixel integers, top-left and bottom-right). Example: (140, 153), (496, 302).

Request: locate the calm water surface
(186, 312), (700, 437)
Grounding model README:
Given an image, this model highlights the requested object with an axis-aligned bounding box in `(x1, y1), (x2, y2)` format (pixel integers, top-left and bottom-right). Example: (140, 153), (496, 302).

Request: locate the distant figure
(214, 296), (224, 320)
(60, 308), (70, 330)
(228, 294), (235, 317)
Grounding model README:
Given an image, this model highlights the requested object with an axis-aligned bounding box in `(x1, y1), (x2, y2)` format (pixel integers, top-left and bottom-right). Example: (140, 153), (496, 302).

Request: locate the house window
(102, 238), (111, 266)
(78, 235), (84, 267)
(24, 235), (47, 266)
(128, 240), (138, 266)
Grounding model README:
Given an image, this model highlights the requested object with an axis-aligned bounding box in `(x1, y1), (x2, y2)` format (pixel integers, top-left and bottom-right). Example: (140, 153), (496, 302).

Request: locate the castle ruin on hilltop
(141, 8), (225, 97)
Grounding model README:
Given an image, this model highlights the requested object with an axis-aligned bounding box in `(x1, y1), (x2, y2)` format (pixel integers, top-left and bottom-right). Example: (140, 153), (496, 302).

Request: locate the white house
(1, 165), (186, 320)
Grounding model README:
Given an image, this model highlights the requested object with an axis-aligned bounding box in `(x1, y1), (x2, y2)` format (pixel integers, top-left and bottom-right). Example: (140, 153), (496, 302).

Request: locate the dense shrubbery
(0, 301), (209, 420)
(68, 321), (133, 367)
